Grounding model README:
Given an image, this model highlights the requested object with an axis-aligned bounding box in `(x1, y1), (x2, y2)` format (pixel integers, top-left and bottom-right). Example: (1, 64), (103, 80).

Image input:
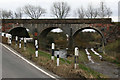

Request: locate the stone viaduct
(2, 18), (114, 54)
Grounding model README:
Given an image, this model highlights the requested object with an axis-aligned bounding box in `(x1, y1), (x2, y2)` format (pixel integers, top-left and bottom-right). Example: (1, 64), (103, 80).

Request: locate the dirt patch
(86, 61), (119, 78)
(44, 61), (86, 79)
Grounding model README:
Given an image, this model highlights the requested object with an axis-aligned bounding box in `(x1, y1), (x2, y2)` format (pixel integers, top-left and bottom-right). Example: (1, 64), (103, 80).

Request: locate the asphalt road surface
(1, 43), (57, 79)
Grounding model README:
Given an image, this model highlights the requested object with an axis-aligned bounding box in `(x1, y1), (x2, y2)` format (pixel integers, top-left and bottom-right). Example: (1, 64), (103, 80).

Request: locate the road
(1, 43), (57, 79)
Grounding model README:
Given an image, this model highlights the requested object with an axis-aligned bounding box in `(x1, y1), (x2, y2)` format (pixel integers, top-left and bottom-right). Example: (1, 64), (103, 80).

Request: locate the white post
(21, 37), (23, 41)
(57, 51), (59, 66)
(66, 34), (69, 53)
(4, 33), (6, 37)
(7, 34), (10, 44)
(35, 40), (38, 46)
(74, 47), (79, 69)
(66, 34), (69, 41)
(2, 33), (4, 37)
(35, 39), (38, 57)
(15, 36), (18, 46)
(24, 38), (27, 50)
(35, 45), (38, 57)
(7, 34), (12, 45)
(19, 38), (21, 48)
(9, 35), (12, 45)
(51, 43), (55, 60)
(75, 47), (79, 56)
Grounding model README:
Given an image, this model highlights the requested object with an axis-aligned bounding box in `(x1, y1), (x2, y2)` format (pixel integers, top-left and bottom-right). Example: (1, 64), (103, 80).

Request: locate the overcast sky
(0, 0), (119, 22)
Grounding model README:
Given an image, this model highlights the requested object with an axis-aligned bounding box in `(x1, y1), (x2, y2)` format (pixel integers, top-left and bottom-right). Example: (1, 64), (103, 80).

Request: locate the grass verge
(2, 37), (107, 79)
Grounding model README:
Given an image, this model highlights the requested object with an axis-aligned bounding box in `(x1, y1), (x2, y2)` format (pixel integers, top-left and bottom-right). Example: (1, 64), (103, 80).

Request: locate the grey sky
(0, 0), (119, 22)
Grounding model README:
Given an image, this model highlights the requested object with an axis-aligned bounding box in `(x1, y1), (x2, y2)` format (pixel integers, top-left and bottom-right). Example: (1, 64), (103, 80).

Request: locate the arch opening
(73, 27), (105, 49)
(39, 27), (68, 51)
(8, 27), (30, 38)
(39, 27), (64, 38)
(73, 27), (106, 64)
(73, 27), (105, 40)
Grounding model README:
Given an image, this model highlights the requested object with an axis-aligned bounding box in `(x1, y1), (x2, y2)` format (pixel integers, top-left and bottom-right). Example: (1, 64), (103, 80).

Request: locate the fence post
(35, 40), (38, 46)
(35, 39), (38, 57)
(15, 36), (18, 46)
(35, 45), (38, 57)
(24, 37), (27, 50)
(7, 34), (12, 45)
(74, 47), (79, 69)
(51, 43), (55, 60)
(4, 33), (6, 37)
(57, 50), (59, 66)
(19, 38), (21, 48)
(9, 34), (12, 45)
(7, 34), (10, 45)
(2, 33), (4, 37)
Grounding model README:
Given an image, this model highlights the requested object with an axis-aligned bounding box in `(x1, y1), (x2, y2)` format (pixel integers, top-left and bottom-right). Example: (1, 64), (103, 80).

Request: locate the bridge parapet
(2, 18), (112, 24)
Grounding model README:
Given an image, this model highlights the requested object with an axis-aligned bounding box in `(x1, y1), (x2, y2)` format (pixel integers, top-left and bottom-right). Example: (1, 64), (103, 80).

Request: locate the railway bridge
(2, 18), (113, 54)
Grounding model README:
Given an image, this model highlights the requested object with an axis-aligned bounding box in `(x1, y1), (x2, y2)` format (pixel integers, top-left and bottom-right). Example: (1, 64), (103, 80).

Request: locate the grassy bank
(2, 37), (107, 79)
(104, 39), (120, 66)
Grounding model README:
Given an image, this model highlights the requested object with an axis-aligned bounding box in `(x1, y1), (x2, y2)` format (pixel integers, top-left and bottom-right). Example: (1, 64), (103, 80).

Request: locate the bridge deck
(2, 18), (112, 24)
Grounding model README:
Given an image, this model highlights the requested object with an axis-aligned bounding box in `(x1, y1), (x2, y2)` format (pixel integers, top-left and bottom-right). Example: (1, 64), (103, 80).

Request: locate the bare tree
(76, 6), (85, 18)
(9, 11), (13, 19)
(1, 10), (13, 19)
(98, 1), (112, 18)
(14, 8), (23, 19)
(93, 9), (98, 18)
(85, 4), (98, 18)
(98, 1), (107, 18)
(106, 8), (112, 18)
(51, 2), (71, 19)
(22, 4), (46, 19)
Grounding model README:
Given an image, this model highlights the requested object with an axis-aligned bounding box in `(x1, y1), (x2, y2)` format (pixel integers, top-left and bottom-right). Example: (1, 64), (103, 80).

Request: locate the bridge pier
(38, 37), (47, 50)
(67, 28), (74, 55)
(102, 41), (106, 54)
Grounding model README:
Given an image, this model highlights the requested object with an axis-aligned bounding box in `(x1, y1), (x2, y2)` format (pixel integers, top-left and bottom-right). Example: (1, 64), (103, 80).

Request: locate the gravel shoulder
(86, 61), (119, 78)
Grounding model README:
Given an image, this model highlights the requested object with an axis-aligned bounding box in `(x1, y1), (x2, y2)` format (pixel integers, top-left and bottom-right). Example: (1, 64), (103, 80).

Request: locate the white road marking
(85, 49), (94, 63)
(0, 43), (57, 79)
(91, 48), (102, 60)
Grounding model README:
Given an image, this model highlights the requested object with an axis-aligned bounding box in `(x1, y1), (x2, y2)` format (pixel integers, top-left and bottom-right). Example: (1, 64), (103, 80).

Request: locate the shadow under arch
(73, 27), (106, 45)
(8, 27), (30, 38)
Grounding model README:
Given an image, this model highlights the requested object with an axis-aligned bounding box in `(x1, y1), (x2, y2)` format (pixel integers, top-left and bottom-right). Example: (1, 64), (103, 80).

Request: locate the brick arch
(73, 26), (106, 45)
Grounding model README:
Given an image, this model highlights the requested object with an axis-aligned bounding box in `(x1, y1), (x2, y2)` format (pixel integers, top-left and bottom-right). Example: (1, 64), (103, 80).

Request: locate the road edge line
(1, 43), (57, 79)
